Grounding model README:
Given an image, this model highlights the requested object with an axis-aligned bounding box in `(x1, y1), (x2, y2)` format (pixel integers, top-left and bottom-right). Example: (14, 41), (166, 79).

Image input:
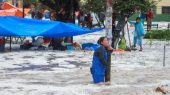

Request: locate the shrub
(144, 30), (170, 40)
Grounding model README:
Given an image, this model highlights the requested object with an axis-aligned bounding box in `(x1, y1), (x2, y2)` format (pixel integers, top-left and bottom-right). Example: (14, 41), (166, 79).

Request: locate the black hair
(97, 37), (106, 45)
(136, 17), (140, 20)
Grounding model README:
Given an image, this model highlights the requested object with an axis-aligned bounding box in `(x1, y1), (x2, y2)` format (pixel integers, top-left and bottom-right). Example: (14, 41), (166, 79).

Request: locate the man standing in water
(91, 37), (113, 85)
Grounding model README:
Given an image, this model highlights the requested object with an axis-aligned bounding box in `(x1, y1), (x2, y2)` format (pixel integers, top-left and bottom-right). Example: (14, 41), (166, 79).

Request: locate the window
(162, 6), (170, 14)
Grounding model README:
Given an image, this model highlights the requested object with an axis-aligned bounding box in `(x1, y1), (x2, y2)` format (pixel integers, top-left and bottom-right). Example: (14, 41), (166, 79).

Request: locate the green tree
(39, 0), (79, 22)
(80, 0), (105, 13)
(37, 0), (80, 43)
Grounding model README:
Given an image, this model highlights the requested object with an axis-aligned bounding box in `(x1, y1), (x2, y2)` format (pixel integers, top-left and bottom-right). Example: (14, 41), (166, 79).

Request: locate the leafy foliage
(38, 0), (79, 22)
(81, 0), (158, 16)
(79, 0), (105, 13)
(144, 30), (170, 40)
(113, 0), (157, 13)
(39, 0), (79, 12)
(36, 0), (159, 18)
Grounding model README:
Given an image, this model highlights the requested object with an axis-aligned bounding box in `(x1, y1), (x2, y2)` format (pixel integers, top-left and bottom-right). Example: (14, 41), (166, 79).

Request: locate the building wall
(6, 0), (21, 7)
(6, 0), (12, 4)
(156, 0), (170, 14)
(18, 0), (23, 8)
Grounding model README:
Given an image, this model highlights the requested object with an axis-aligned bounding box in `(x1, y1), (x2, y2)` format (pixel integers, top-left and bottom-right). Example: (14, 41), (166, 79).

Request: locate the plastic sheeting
(0, 16), (104, 37)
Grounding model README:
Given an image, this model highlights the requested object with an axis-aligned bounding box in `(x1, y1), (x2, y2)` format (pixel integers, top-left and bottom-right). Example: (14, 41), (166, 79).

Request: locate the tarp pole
(10, 36), (12, 52)
(71, 0), (74, 43)
(126, 21), (132, 50)
(22, 0), (25, 18)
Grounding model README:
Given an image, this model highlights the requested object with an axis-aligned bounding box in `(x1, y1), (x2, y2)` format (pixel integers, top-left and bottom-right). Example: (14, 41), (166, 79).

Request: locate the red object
(0, 2), (31, 17)
(43, 38), (51, 44)
(0, 9), (16, 16)
(113, 49), (125, 53)
(1, 2), (15, 9)
(147, 11), (154, 19)
(0, 37), (5, 45)
(107, 0), (112, 7)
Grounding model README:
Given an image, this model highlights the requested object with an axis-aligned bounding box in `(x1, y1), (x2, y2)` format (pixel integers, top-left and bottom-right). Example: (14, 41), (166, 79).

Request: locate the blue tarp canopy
(0, 16), (103, 37)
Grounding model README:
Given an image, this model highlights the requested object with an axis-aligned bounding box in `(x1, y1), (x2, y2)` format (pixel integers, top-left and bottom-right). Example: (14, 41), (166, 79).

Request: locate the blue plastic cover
(0, 16), (104, 37)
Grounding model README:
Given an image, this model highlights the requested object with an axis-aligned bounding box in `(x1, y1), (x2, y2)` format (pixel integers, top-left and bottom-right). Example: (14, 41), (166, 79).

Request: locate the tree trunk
(112, 14), (127, 49)
(96, 12), (105, 27)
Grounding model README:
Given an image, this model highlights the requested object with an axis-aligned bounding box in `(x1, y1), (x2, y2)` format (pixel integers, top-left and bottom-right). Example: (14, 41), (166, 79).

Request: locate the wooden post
(163, 45), (166, 67)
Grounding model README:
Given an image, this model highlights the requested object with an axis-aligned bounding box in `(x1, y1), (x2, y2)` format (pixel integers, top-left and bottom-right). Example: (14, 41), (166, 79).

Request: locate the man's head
(97, 37), (109, 47)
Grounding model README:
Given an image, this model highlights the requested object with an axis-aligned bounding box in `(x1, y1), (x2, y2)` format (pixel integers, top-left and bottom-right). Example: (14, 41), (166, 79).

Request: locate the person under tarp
(49, 37), (81, 51)
(49, 38), (67, 51)
(0, 36), (5, 52)
(20, 37), (45, 50)
(20, 40), (33, 50)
